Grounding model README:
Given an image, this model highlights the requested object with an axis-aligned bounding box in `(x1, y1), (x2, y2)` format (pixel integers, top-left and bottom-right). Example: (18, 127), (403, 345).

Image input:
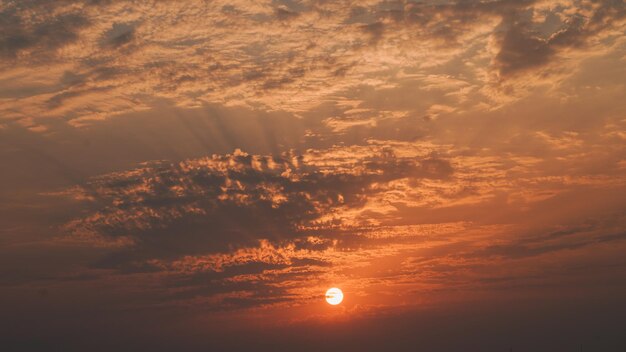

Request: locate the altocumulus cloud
(60, 148), (453, 269)
(1, 0), (623, 131)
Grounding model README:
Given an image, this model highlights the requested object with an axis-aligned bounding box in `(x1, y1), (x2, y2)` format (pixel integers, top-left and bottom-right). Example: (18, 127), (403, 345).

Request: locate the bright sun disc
(325, 287), (343, 305)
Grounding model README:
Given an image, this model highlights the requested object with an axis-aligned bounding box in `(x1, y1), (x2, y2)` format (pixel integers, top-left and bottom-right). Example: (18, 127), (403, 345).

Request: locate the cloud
(360, 21), (384, 44)
(1, 0), (620, 131)
(275, 6), (300, 21)
(0, 7), (89, 59)
(494, 0), (625, 77)
(43, 128), (626, 312)
(101, 22), (136, 48)
(60, 148), (453, 260)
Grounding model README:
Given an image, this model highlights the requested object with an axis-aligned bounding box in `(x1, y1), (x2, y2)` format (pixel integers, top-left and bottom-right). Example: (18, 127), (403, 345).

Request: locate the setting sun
(325, 288), (344, 305)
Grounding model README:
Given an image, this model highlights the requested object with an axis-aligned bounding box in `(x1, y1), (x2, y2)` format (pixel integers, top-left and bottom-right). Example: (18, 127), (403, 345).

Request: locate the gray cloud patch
(495, 15), (584, 76)
(495, 1), (625, 76)
(0, 9), (89, 59)
(101, 22), (136, 48)
(275, 7), (300, 21)
(361, 22), (384, 44)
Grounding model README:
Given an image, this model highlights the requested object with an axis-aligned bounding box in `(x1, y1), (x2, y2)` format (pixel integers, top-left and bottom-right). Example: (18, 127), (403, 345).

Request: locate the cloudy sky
(1, 0), (625, 351)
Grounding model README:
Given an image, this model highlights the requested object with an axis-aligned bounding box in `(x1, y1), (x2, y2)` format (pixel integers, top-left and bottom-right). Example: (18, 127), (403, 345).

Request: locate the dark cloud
(0, 8), (89, 59)
(275, 7), (300, 21)
(588, 0), (626, 29)
(63, 149), (453, 267)
(360, 22), (384, 44)
(101, 22), (136, 48)
(472, 223), (626, 260)
(151, 258), (327, 311)
(495, 21), (555, 76)
(351, 0), (623, 77)
(495, 1), (625, 76)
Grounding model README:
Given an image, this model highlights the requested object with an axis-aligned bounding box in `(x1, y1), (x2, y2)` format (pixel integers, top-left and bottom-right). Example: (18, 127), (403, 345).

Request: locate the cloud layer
(1, 0), (624, 131)
(1, 1), (625, 350)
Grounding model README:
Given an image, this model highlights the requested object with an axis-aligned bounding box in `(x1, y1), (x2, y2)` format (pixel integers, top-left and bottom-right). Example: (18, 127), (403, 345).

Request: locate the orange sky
(1, 1), (625, 351)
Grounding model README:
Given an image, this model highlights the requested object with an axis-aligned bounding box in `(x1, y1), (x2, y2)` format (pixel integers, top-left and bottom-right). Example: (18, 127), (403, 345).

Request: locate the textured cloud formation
(0, 5), (89, 58)
(494, 0), (625, 76)
(47, 135), (626, 310)
(61, 147), (453, 254)
(0, 0), (623, 130)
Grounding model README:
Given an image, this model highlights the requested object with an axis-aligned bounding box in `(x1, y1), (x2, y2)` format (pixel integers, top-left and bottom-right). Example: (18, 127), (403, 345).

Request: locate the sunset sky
(1, 0), (625, 351)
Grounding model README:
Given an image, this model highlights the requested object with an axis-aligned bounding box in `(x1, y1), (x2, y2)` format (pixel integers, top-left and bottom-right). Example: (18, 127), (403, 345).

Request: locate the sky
(1, 0), (625, 351)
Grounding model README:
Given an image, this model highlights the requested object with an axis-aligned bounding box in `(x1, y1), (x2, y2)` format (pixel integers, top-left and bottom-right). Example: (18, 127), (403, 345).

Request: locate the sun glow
(325, 287), (344, 305)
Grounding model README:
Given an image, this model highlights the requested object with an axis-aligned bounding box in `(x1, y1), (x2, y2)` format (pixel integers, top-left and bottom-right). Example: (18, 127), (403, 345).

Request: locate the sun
(325, 287), (344, 305)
